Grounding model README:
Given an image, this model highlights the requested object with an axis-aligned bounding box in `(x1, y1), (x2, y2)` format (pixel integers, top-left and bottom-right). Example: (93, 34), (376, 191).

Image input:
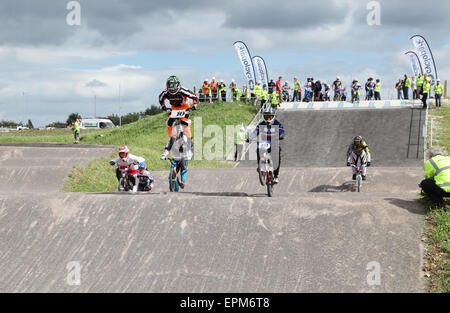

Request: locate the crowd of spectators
(197, 74), (444, 108)
(395, 73), (444, 109)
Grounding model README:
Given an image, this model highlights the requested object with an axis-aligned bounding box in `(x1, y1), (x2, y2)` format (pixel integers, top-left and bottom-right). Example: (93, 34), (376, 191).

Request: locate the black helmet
(353, 136), (363, 145)
(166, 75), (181, 94)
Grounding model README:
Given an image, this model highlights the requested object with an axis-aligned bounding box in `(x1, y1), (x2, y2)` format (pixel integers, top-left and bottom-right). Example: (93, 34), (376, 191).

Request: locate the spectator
(235, 125), (246, 161)
(241, 84), (250, 104)
(262, 84), (269, 106)
(270, 90), (280, 108)
(200, 79), (211, 102)
(365, 78), (370, 100)
(276, 76), (282, 102)
(422, 77), (431, 109)
(253, 81), (263, 106)
(366, 78), (375, 100)
(218, 80), (227, 102)
(282, 81), (290, 102)
(419, 147), (450, 208)
(374, 79), (381, 100)
(292, 77), (301, 102)
(332, 76), (342, 101)
(211, 77), (218, 100)
(313, 80), (322, 101)
(230, 79), (238, 101)
(72, 118), (80, 144)
(433, 79), (443, 109)
(416, 73), (424, 99)
(341, 87), (347, 101)
(395, 79), (403, 99)
(268, 79), (276, 94)
(411, 76), (417, 100)
(403, 74), (411, 99)
(322, 81), (331, 101)
(303, 78), (313, 102)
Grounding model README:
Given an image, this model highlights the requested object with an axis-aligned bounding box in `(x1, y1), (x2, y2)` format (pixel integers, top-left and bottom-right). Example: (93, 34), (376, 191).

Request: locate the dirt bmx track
(0, 107), (427, 292)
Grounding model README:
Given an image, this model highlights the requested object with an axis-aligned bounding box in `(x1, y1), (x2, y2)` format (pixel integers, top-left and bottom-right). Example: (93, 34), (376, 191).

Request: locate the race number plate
(171, 110), (187, 118)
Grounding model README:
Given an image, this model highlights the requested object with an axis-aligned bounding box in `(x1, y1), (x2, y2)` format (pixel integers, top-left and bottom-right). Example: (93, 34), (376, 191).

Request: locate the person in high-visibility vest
(210, 77), (218, 100)
(270, 90), (279, 108)
(229, 79), (237, 100)
(420, 147), (450, 207)
(72, 118), (80, 144)
(234, 125), (246, 161)
(374, 79), (381, 100)
(234, 87), (241, 102)
(253, 81), (263, 105)
(403, 74), (411, 100)
(218, 80), (227, 102)
(292, 77), (301, 102)
(422, 78), (431, 109)
(201, 79), (211, 102)
(416, 74), (424, 99)
(241, 85), (250, 104)
(433, 79), (444, 108)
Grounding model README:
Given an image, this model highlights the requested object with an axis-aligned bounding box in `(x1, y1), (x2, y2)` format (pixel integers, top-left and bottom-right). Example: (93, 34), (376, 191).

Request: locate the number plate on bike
(258, 142), (271, 150)
(118, 164), (129, 171)
(171, 110), (187, 118)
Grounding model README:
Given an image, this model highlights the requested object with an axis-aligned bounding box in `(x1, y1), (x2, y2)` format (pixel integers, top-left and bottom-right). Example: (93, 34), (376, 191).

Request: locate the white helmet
(232, 79), (235, 82)
(336, 76), (340, 81)
(212, 77), (216, 80)
(220, 79), (224, 82)
(437, 78), (441, 82)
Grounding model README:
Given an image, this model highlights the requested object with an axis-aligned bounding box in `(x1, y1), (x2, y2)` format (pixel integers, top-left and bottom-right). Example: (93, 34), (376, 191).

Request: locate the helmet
(118, 146), (129, 159)
(353, 136), (362, 145)
(263, 107), (276, 122)
(336, 76), (340, 81)
(138, 162), (146, 169)
(166, 75), (181, 94)
(437, 78), (441, 82)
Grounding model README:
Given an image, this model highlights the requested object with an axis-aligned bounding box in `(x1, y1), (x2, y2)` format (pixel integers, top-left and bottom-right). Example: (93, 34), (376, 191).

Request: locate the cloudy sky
(0, 0), (449, 127)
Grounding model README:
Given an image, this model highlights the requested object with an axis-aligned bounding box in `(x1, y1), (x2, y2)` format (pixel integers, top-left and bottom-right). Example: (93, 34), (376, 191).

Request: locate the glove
(191, 105), (197, 110)
(245, 138), (250, 143)
(367, 162), (371, 167)
(346, 162), (351, 167)
(162, 106), (168, 112)
(109, 160), (115, 166)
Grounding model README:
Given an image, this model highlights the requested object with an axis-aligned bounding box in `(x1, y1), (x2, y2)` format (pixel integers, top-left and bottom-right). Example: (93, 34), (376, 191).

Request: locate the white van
(80, 118), (116, 129)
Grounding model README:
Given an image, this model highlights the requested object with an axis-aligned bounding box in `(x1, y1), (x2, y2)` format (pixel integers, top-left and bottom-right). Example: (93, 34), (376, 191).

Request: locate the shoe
(362, 175), (367, 181)
(439, 201), (448, 208)
(161, 149), (169, 160)
(132, 185), (138, 193)
(179, 180), (185, 189)
(273, 177), (279, 184)
(352, 174), (356, 180)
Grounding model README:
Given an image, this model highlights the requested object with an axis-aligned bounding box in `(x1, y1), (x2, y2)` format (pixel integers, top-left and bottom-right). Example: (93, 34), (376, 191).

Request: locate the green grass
(425, 101), (450, 292)
(1, 101), (259, 192)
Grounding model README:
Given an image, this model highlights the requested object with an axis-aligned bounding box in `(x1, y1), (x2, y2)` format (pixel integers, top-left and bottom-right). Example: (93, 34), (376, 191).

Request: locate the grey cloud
(86, 79), (107, 87)
(222, 1), (350, 29)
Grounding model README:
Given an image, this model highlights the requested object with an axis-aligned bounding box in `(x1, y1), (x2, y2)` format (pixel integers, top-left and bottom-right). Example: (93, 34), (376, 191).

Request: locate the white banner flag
(252, 56), (269, 87)
(410, 35), (438, 84)
(233, 41), (256, 90)
(405, 51), (422, 78)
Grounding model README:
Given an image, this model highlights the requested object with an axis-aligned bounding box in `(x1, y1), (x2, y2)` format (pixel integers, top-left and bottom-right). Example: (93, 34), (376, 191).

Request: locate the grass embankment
(423, 100), (450, 293)
(0, 101), (259, 192)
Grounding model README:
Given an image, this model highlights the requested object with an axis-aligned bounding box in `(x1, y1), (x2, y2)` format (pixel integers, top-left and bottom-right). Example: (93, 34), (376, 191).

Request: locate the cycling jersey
(159, 87), (198, 110)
